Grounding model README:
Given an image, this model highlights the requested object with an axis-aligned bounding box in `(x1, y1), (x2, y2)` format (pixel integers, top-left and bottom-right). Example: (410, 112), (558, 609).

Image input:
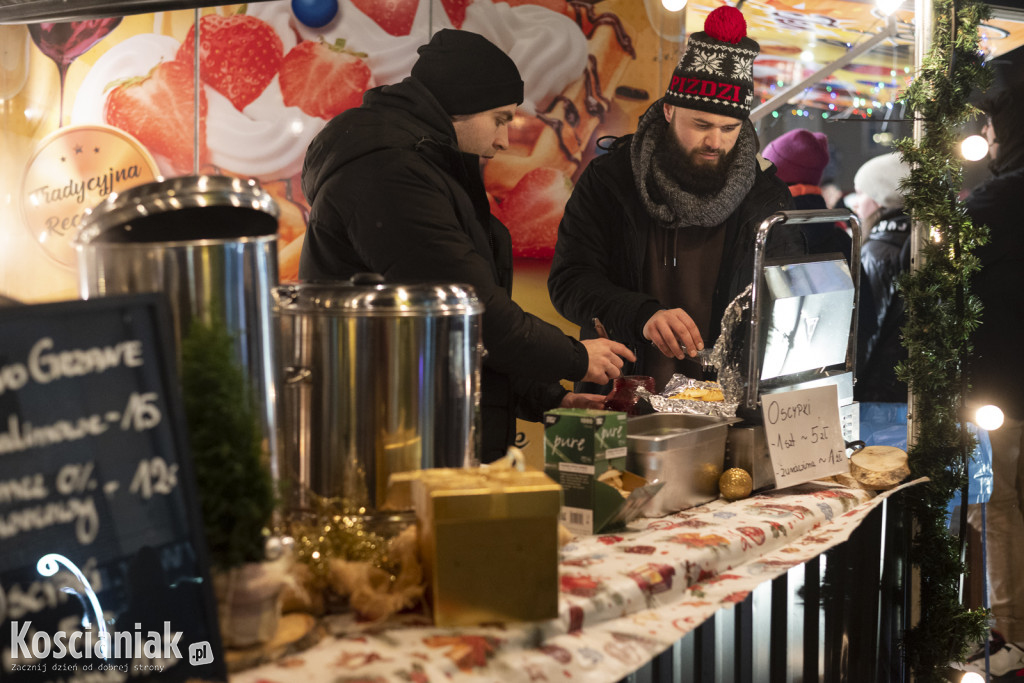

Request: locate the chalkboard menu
(0, 295), (225, 682)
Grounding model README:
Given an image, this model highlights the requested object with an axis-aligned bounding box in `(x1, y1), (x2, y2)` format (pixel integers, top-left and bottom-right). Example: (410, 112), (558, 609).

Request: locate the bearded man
(548, 5), (806, 392)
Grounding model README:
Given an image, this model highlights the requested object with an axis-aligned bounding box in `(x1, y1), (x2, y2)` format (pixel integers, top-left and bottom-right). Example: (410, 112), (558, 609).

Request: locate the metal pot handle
(284, 365), (312, 385)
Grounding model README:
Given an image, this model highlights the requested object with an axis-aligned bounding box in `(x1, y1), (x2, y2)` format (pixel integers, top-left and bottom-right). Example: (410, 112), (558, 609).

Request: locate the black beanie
(411, 29), (524, 116)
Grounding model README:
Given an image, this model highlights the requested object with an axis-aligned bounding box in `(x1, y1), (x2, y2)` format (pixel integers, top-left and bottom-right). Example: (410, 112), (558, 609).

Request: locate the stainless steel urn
(74, 175), (280, 466)
(272, 278), (482, 518)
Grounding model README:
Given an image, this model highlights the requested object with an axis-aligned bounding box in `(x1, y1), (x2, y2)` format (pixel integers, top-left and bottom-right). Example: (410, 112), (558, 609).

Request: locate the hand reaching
(580, 338), (635, 385)
(643, 308), (703, 360)
(560, 391), (608, 410)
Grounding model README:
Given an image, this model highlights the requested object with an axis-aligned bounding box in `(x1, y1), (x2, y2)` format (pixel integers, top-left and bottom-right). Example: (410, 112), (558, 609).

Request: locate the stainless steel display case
(726, 209), (862, 491)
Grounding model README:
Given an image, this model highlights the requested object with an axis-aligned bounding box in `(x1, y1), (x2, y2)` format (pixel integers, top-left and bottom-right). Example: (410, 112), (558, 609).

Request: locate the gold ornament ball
(719, 467), (753, 501)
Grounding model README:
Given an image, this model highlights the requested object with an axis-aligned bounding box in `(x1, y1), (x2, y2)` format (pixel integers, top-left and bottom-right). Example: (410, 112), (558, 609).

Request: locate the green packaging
(543, 408), (629, 535)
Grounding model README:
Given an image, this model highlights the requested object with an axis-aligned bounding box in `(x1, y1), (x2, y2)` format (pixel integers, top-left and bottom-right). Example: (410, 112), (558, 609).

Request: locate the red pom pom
(704, 5), (747, 44)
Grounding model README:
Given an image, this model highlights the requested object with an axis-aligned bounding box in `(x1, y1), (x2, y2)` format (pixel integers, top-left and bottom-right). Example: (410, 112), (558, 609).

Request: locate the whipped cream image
(249, 0), (588, 116)
(462, 1), (587, 116)
(71, 0), (590, 182)
(247, 0), (424, 90)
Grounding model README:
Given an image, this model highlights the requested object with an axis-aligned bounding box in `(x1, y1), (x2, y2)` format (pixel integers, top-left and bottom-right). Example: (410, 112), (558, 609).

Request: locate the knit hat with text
(664, 5), (759, 119)
(412, 29), (524, 116)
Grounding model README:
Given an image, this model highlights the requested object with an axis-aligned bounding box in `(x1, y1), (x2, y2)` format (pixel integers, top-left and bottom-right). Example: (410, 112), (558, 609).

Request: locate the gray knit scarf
(630, 101), (757, 228)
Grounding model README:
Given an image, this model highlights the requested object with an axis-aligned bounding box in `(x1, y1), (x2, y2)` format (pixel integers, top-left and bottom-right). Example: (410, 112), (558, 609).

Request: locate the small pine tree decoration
(180, 317), (275, 570)
(894, 0), (991, 677)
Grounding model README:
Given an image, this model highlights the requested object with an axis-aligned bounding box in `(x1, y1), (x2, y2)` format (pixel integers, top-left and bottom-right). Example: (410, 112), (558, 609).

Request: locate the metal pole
(749, 17), (898, 123)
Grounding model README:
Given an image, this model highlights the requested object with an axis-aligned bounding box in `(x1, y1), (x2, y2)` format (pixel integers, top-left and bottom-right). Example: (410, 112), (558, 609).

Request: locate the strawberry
(176, 13), (283, 111)
(279, 38), (371, 119)
(350, 0), (418, 36)
(494, 167), (573, 260)
(104, 60), (208, 175)
(441, 0), (469, 27)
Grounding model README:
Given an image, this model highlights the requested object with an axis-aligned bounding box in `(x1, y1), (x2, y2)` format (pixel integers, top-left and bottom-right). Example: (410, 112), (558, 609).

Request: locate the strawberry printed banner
(4, 0), (1024, 302)
(233, 479), (921, 683)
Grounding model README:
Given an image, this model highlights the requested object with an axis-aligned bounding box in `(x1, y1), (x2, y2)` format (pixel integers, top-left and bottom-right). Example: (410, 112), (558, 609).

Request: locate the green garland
(894, 0), (991, 677)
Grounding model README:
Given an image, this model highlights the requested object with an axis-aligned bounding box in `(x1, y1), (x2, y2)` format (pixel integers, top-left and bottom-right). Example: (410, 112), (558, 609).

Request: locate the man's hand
(643, 308), (703, 359)
(580, 338), (636, 385)
(560, 392), (607, 410)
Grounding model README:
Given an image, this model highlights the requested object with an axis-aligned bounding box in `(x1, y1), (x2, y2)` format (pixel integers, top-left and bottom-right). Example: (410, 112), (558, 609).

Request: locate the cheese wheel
(850, 446), (910, 490)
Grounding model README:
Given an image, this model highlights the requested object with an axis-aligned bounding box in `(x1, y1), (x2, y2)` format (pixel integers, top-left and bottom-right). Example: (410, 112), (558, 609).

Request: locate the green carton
(543, 408), (630, 535)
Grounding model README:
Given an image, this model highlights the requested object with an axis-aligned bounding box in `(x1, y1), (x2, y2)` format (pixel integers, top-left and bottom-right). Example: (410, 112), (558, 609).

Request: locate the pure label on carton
(543, 408), (628, 535)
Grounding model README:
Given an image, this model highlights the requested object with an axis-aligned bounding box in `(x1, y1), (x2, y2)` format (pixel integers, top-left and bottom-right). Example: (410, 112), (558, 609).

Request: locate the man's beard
(654, 126), (737, 197)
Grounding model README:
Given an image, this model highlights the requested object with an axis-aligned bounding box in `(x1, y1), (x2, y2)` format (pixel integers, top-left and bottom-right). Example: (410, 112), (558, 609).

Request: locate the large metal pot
(74, 175), (280, 465)
(273, 277), (482, 518)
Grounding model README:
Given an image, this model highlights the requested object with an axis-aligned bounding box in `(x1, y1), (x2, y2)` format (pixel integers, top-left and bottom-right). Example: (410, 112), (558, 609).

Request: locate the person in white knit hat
(852, 152), (911, 240)
(853, 151), (912, 403)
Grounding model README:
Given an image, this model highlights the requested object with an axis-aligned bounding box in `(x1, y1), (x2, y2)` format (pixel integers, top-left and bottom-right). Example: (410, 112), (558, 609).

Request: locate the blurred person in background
(959, 84), (1024, 679)
(761, 128), (851, 263)
(821, 180), (846, 210)
(853, 151), (912, 404)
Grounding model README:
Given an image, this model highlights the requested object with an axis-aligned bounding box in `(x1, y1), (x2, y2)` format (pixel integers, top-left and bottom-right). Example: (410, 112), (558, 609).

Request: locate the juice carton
(543, 408), (639, 535)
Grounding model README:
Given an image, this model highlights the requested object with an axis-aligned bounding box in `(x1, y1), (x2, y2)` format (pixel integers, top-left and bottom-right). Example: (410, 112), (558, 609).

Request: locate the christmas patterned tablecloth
(234, 478), (920, 683)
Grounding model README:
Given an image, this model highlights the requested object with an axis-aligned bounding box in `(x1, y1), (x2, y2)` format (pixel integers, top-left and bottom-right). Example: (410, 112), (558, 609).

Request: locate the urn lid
(273, 276), (483, 318)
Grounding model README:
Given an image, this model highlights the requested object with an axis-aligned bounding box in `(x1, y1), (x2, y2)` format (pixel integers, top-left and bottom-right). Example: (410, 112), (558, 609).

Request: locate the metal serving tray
(627, 413), (739, 516)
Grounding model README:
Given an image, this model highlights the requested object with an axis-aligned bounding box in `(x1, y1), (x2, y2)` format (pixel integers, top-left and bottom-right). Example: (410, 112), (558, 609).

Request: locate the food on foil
(668, 385), (725, 402)
(639, 374), (738, 418)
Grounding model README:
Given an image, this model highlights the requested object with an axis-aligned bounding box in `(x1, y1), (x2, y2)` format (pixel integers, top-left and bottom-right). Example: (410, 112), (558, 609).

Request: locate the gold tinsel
(719, 467), (753, 501)
(276, 494), (399, 587)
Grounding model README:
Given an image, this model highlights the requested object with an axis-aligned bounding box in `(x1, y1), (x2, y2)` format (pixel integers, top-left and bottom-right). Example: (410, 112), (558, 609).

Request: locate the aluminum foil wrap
(639, 375), (738, 417)
(714, 283), (752, 407)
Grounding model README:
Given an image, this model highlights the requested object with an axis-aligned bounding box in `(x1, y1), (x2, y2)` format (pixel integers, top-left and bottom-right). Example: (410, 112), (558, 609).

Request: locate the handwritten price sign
(761, 384), (848, 488)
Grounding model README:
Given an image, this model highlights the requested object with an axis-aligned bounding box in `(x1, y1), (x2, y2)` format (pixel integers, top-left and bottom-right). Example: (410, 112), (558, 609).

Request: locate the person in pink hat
(761, 128), (851, 263)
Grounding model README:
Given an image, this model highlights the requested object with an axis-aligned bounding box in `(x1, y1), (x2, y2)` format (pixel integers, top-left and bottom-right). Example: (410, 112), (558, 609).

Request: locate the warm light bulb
(661, 0), (687, 11)
(800, 50), (814, 62)
(976, 404), (1004, 431)
(961, 673), (985, 683)
(876, 0), (903, 15)
(961, 134), (989, 161)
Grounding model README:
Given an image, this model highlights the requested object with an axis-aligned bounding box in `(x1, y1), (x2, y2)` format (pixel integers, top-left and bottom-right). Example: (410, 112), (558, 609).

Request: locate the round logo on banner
(21, 124), (160, 268)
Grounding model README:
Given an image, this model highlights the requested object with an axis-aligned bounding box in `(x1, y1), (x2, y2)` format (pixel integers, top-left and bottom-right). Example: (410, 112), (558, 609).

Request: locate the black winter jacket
(548, 136), (803, 392)
(966, 165), (1024, 420)
(856, 210), (911, 403)
(299, 77), (588, 462)
(792, 190), (852, 264)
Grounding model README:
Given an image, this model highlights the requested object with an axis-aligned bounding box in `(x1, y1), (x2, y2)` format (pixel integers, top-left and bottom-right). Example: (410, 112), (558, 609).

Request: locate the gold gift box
(398, 468), (561, 627)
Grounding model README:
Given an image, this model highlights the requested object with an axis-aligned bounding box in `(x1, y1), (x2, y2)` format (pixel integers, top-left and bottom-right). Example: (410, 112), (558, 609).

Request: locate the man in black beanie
(549, 6), (805, 392)
(299, 29), (633, 464)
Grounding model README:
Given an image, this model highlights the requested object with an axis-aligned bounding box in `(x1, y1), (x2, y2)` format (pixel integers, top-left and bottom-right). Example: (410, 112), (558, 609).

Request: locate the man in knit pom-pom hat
(550, 5), (806, 391)
(299, 29), (634, 463)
